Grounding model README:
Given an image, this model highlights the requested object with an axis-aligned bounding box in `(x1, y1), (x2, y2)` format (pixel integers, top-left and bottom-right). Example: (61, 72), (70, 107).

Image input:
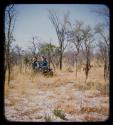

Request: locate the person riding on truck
(32, 56), (37, 70)
(42, 56), (48, 70)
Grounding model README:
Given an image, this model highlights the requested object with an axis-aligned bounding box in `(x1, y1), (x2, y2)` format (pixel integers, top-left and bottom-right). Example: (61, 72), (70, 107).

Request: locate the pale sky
(5, 4), (109, 50)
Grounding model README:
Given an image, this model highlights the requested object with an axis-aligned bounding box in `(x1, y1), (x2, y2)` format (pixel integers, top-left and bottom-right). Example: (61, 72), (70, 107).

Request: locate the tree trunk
(48, 51), (51, 69)
(75, 56), (78, 78)
(60, 51), (62, 70)
(104, 58), (107, 81)
(59, 42), (63, 70)
(7, 55), (11, 86)
(72, 54), (75, 68)
(7, 38), (11, 86)
(85, 56), (90, 81)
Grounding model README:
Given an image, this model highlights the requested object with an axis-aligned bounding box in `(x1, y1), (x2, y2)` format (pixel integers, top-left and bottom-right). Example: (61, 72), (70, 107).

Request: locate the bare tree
(81, 25), (94, 81)
(67, 20), (84, 77)
(48, 10), (69, 70)
(95, 24), (109, 81)
(93, 6), (109, 81)
(5, 4), (16, 86)
(77, 25), (94, 108)
(29, 36), (39, 56)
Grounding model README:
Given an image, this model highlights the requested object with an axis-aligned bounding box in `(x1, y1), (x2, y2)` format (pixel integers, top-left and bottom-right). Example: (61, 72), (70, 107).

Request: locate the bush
(53, 109), (67, 120)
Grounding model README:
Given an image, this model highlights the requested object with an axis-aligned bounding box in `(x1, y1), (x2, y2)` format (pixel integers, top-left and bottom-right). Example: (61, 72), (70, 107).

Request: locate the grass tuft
(44, 113), (52, 122)
(53, 109), (67, 120)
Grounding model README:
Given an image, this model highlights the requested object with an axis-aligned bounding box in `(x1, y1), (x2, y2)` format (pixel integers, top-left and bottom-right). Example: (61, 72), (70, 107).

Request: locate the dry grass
(5, 63), (107, 87)
(4, 64), (109, 122)
(44, 113), (53, 122)
(5, 99), (16, 106)
(80, 106), (109, 116)
(4, 64), (109, 99)
(21, 108), (41, 116)
(55, 102), (79, 115)
(84, 115), (101, 122)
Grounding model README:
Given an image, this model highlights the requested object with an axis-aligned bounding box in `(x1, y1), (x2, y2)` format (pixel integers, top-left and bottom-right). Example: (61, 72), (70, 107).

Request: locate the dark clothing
(32, 58), (48, 71)
(42, 60), (48, 67)
(37, 61), (43, 69)
(32, 60), (37, 70)
(42, 59), (48, 70)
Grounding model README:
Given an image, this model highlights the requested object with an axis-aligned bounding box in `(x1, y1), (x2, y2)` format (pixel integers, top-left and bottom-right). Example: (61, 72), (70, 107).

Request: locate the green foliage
(23, 57), (29, 64)
(40, 43), (58, 53)
(53, 109), (66, 120)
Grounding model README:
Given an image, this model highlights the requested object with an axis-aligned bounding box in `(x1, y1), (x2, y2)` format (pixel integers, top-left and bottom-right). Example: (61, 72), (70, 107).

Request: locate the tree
(48, 10), (70, 70)
(29, 36), (39, 56)
(94, 24), (109, 81)
(5, 4), (16, 86)
(81, 25), (94, 80)
(80, 26), (94, 108)
(95, 24), (109, 81)
(67, 20), (84, 77)
(93, 6), (109, 81)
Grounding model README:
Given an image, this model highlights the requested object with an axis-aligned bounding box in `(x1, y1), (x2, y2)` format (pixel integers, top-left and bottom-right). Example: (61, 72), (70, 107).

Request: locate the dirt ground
(4, 66), (109, 122)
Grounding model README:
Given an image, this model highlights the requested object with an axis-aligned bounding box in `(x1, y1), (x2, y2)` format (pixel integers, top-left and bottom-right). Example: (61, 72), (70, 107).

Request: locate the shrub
(53, 109), (66, 120)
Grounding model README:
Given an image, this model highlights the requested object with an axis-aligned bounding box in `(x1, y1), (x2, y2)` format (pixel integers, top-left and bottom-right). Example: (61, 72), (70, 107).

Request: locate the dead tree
(94, 24), (109, 81)
(48, 10), (69, 70)
(5, 4), (16, 86)
(79, 25), (94, 108)
(96, 38), (109, 81)
(81, 26), (94, 81)
(29, 36), (39, 56)
(93, 6), (109, 81)
(67, 20), (84, 77)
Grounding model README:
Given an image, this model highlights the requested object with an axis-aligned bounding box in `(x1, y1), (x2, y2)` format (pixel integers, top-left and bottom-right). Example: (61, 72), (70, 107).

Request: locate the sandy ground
(4, 67), (109, 122)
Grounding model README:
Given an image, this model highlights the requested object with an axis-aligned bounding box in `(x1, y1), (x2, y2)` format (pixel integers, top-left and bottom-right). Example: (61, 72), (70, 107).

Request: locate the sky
(5, 4), (109, 51)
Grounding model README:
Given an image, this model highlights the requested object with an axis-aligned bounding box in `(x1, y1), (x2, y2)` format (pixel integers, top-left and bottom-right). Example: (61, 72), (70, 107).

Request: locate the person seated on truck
(42, 56), (48, 71)
(37, 56), (43, 70)
(32, 56), (37, 70)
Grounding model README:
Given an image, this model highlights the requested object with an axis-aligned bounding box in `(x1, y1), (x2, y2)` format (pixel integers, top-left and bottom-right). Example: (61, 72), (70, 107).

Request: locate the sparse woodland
(4, 5), (109, 122)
